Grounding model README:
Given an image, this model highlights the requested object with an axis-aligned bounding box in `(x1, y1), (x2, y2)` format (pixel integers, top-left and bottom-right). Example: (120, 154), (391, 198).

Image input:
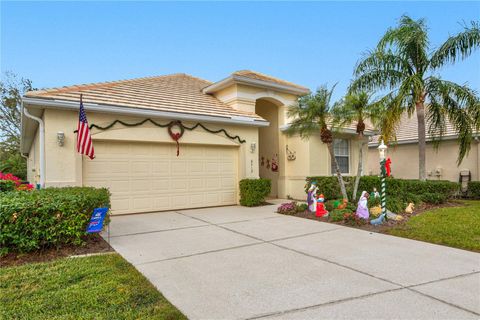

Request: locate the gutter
(202, 75), (310, 96)
(367, 135), (464, 147)
(22, 97), (270, 128)
(23, 102), (45, 188)
(279, 123), (377, 136)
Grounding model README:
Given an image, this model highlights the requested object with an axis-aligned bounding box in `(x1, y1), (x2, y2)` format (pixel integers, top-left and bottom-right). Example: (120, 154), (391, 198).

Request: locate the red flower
(0, 172), (21, 186)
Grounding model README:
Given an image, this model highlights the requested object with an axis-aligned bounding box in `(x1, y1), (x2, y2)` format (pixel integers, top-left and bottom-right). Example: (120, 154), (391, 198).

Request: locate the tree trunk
(327, 142), (349, 201)
(352, 135), (365, 201)
(416, 101), (427, 181)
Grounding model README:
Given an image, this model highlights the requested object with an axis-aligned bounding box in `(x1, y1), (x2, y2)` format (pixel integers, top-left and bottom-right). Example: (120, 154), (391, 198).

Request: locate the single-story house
(22, 70), (374, 214)
(367, 111), (479, 182)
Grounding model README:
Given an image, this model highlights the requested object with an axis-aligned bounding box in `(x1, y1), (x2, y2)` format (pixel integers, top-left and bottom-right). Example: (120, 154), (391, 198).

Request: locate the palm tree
(332, 92), (383, 201)
(285, 84), (349, 201)
(351, 15), (480, 180)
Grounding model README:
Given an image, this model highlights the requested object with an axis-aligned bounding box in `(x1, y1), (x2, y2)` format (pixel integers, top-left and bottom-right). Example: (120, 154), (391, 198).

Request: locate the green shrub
(0, 180), (16, 192)
(420, 192), (447, 205)
(306, 176), (459, 204)
(239, 178), (271, 207)
(305, 177), (349, 200)
(330, 209), (351, 222)
(386, 197), (404, 214)
(401, 192), (422, 205)
(346, 202), (356, 212)
(324, 199), (337, 212)
(343, 212), (367, 226)
(367, 196), (381, 208)
(296, 203), (308, 212)
(467, 181), (480, 199)
(0, 187), (110, 255)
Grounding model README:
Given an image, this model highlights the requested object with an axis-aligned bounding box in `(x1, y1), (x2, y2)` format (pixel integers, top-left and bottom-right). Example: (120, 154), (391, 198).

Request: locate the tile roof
(24, 73), (265, 121)
(369, 110), (460, 145)
(232, 70), (309, 91)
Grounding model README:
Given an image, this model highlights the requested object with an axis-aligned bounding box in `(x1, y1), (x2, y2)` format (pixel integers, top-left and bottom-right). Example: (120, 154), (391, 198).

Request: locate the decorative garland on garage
(73, 118), (246, 156)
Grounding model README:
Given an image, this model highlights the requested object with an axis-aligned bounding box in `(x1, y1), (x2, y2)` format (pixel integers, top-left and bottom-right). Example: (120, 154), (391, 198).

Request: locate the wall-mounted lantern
(286, 145), (296, 161)
(57, 131), (65, 147)
(250, 142), (256, 153)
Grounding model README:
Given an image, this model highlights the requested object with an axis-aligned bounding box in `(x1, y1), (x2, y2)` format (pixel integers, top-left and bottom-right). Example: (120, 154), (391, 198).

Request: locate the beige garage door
(83, 141), (238, 214)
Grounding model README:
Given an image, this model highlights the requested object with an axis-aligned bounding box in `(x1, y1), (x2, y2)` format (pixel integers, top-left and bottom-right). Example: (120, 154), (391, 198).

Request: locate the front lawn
(0, 253), (186, 320)
(386, 200), (480, 252)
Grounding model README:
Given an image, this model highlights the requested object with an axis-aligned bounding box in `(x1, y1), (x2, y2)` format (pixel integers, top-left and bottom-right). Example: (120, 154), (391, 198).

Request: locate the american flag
(77, 95), (95, 159)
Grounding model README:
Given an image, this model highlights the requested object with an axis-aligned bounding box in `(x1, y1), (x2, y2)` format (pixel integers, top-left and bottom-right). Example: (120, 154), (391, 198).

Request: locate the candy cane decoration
(380, 158), (387, 221)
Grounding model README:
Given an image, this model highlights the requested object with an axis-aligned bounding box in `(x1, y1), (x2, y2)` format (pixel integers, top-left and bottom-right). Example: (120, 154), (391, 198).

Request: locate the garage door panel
(111, 198), (130, 213)
(221, 192), (236, 203)
(189, 178), (204, 190)
(172, 179), (188, 190)
(205, 162), (220, 173)
(109, 180), (130, 192)
(83, 141), (238, 214)
(188, 160), (204, 174)
(133, 197), (154, 211)
(131, 179), (151, 192)
(190, 194), (205, 206)
(172, 161), (187, 173)
(220, 161), (235, 173)
(152, 161), (170, 174)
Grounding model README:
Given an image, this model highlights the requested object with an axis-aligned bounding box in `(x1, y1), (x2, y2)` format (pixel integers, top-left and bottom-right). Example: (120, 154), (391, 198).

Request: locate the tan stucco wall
(30, 108), (260, 204)
(367, 140), (479, 181)
(283, 133), (368, 200)
(256, 99), (280, 197)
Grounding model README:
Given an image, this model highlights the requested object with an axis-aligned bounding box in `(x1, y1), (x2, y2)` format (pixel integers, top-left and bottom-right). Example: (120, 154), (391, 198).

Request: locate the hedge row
(467, 181), (480, 199)
(305, 176), (459, 210)
(0, 187), (110, 255)
(239, 178), (271, 207)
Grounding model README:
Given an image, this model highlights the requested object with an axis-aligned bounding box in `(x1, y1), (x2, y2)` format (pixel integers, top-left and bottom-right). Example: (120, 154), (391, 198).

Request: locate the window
(331, 139), (349, 174)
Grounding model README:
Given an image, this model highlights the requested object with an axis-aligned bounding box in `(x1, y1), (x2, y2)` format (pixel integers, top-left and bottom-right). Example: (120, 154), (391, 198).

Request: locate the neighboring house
(21, 70), (374, 214)
(367, 111), (479, 182)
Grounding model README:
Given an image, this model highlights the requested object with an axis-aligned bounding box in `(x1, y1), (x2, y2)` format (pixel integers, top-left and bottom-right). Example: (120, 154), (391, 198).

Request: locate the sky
(1, 1), (480, 101)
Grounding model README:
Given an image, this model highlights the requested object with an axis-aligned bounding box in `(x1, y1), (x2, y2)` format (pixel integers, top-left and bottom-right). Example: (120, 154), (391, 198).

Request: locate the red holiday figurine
(316, 194), (329, 217)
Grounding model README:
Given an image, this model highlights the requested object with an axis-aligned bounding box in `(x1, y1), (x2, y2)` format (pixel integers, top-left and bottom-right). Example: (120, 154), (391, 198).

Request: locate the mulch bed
(285, 201), (464, 233)
(1, 234), (113, 268)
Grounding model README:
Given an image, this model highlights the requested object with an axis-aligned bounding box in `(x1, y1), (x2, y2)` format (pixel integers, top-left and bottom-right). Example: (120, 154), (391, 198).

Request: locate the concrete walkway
(104, 202), (480, 320)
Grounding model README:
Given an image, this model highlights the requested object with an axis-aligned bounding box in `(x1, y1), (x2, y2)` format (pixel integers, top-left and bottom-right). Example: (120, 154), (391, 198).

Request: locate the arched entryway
(255, 98), (280, 198)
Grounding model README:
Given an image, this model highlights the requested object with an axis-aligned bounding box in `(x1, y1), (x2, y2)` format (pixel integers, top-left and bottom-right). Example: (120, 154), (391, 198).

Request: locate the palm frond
(426, 77), (480, 163)
(350, 69), (406, 92)
(285, 84), (337, 139)
(430, 21), (480, 69)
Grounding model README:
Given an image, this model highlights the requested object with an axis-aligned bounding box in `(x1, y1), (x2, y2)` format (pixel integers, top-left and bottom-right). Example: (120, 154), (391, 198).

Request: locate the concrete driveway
(104, 202), (480, 320)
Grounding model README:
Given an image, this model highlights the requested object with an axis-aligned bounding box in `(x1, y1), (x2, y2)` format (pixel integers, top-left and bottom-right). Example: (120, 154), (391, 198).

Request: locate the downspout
(22, 102), (45, 188)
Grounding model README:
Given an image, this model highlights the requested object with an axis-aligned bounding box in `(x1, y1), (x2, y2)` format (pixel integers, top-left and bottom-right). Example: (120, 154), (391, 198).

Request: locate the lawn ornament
(337, 199), (348, 210)
(370, 205), (382, 217)
(355, 191), (370, 219)
(271, 154), (278, 172)
(370, 213), (385, 225)
(370, 187), (380, 198)
(333, 200), (340, 209)
(316, 194), (329, 217)
(387, 210), (404, 221)
(307, 182), (318, 212)
(385, 157), (392, 177)
(405, 203), (415, 214)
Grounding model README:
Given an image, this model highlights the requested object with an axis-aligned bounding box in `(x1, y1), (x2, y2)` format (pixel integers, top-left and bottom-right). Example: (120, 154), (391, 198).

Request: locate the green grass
(386, 200), (480, 252)
(0, 253), (186, 320)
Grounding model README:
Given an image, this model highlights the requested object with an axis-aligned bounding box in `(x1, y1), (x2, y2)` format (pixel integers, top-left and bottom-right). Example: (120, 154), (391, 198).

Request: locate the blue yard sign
(86, 207), (109, 233)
